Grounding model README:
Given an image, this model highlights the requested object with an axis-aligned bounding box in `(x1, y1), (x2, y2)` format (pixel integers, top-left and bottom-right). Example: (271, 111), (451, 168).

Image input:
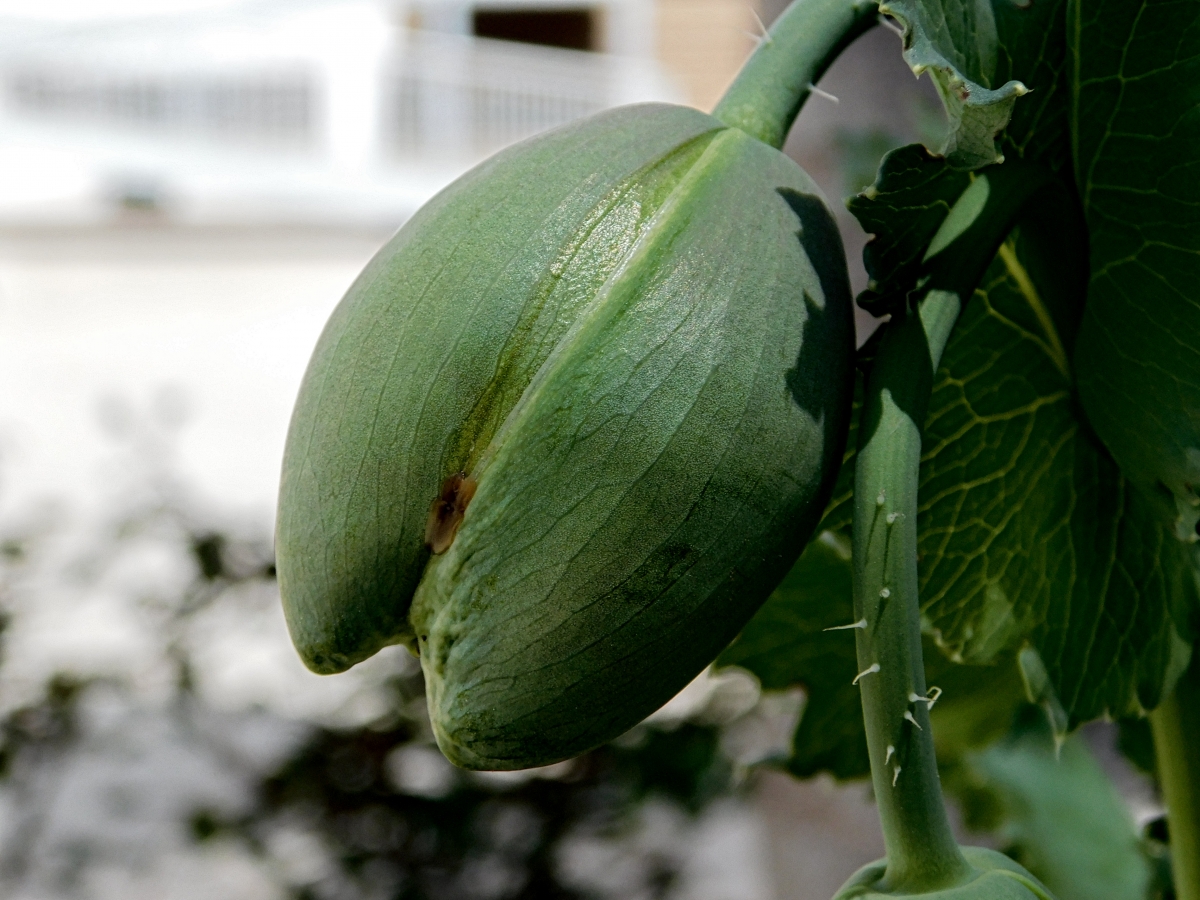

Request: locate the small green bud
(277, 102), (854, 769)
(834, 848), (1056, 900)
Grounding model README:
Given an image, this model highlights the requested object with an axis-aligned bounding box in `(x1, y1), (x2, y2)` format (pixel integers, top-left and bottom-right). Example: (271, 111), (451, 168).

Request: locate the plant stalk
(851, 161), (1053, 891)
(1152, 651), (1200, 900)
(854, 291), (969, 890)
(713, 0), (879, 149)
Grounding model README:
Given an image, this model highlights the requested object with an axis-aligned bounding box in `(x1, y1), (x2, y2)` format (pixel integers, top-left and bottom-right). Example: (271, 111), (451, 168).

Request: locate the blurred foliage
(717, 533), (866, 780)
(203, 667), (732, 900)
(835, 128), (900, 198)
(944, 708), (1151, 900)
(0, 408), (745, 900)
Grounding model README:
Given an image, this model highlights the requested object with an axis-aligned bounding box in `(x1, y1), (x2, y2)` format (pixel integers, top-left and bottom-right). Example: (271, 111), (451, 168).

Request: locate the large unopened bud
(276, 102), (854, 769)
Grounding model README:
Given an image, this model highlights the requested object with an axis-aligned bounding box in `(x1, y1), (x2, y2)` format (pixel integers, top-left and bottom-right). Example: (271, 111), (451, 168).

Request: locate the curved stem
(1151, 651), (1200, 900)
(851, 160), (1053, 891)
(854, 293), (969, 890)
(713, 0), (879, 148)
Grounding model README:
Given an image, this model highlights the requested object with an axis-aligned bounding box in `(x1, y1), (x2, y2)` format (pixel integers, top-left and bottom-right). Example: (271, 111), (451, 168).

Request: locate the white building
(0, 0), (762, 227)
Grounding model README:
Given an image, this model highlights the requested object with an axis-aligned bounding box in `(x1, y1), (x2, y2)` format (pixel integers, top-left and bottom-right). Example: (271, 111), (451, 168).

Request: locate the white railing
(385, 30), (667, 160)
(0, 20), (679, 167)
(0, 4), (683, 224)
(4, 66), (315, 148)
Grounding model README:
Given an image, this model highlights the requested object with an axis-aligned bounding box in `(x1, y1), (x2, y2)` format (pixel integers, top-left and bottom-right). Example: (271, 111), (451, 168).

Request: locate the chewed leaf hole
(425, 472), (478, 554)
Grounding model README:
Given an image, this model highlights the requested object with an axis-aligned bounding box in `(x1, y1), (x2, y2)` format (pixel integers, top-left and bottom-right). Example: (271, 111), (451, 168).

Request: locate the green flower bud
(834, 848), (1055, 900)
(276, 102), (854, 769)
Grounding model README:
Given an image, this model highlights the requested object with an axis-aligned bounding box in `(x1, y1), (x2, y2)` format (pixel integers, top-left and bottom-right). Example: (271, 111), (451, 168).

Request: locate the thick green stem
(854, 292), (969, 890)
(1152, 651), (1200, 900)
(713, 0), (878, 148)
(852, 161), (1052, 891)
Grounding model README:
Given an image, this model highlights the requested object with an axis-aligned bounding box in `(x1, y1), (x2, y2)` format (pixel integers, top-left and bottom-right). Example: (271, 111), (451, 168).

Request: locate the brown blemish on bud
(425, 472), (477, 554)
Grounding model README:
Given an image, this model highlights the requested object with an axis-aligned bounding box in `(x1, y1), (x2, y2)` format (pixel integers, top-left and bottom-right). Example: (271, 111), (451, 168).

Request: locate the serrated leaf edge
(881, 1), (1029, 169)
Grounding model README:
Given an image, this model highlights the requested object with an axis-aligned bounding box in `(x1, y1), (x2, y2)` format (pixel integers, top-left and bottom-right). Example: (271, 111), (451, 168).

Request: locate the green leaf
(928, 653), (1029, 761)
(918, 220), (1195, 723)
(993, 0), (1072, 169)
(881, 0), (1029, 168)
(845, 149), (1196, 722)
(716, 532), (869, 780)
(741, 28), (1200, 757)
(850, 144), (973, 316)
(854, 0), (1078, 310)
(736, 224), (1194, 759)
(878, 0), (1076, 170)
(951, 711), (1152, 900)
(1069, 0), (1200, 543)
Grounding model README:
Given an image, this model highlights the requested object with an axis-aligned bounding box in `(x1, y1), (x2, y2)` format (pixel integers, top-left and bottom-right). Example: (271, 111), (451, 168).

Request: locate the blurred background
(0, 2), (1160, 898)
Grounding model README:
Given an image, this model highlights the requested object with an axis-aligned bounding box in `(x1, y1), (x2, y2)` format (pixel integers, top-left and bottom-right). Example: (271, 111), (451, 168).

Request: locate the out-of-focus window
(472, 7), (596, 51)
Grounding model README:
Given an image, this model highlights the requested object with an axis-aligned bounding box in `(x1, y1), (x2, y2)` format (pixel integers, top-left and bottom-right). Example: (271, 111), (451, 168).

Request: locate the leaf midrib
(996, 239), (1070, 379)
